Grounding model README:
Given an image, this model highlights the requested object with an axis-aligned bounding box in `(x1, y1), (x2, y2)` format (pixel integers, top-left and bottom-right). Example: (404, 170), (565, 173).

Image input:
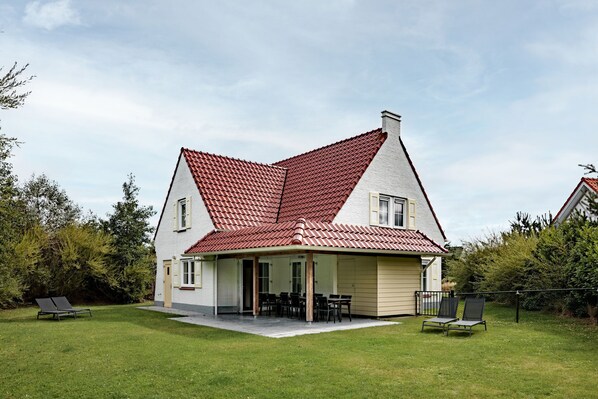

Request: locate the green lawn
(1, 303), (597, 399)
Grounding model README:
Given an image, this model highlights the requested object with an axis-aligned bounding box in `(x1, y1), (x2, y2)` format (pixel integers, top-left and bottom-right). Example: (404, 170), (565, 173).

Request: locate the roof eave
(185, 244), (449, 257)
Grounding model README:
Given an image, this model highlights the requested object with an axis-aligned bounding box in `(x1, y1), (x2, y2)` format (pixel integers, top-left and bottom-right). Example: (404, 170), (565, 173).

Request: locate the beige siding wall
(337, 255), (378, 316)
(377, 256), (420, 316)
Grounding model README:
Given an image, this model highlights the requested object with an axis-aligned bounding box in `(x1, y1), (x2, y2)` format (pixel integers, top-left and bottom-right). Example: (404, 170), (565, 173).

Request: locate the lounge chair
(446, 297), (487, 336)
(35, 298), (76, 321)
(421, 296), (459, 332)
(51, 296), (92, 317)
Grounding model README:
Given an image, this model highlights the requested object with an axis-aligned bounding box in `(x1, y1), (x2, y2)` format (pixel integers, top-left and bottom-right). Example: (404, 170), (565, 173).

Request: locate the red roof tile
(273, 129), (387, 222)
(185, 218), (447, 255)
(182, 149), (286, 229)
(583, 177), (598, 193)
(554, 177), (598, 222)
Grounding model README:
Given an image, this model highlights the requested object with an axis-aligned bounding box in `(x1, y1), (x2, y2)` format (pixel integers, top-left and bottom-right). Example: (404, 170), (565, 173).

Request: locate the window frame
(378, 195), (407, 228)
(291, 261), (303, 294)
(181, 258), (195, 287)
(178, 198), (187, 230)
(258, 261), (271, 294)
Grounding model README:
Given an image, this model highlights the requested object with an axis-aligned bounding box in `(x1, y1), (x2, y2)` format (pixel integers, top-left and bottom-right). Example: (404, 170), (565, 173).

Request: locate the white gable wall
(555, 183), (597, 225)
(154, 156), (216, 313)
(333, 124), (445, 290)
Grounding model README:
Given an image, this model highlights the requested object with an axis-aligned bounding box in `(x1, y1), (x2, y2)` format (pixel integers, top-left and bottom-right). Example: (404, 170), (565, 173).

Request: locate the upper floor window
(370, 192), (415, 229)
(379, 195), (406, 228)
(178, 199), (187, 229)
(173, 197), (192, 231)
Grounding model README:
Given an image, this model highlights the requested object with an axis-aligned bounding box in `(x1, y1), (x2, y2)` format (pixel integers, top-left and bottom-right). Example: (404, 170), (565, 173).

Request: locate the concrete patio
(139, 306), (397, 338)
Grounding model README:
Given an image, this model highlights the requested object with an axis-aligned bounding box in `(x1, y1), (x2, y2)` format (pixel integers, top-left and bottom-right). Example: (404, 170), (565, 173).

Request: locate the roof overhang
(185, 244), (449, 258)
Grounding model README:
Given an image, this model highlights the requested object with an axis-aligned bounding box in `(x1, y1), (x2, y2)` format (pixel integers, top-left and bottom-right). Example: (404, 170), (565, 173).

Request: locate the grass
(1, 303), (597, 399)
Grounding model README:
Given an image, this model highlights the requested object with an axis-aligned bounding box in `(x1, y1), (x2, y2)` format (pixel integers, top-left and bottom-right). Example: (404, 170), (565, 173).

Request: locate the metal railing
(416, 288), (598, 322)
(414, 290), (455, 316)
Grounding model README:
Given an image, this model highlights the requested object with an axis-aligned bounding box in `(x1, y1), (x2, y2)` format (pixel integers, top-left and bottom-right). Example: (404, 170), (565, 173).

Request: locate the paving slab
(139, 306), (397, 338)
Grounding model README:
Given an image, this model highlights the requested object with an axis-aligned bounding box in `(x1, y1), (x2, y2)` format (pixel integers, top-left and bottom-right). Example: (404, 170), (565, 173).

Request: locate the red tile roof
(583, 177), (598, 193)
(182, 149), (286, 229)
(273, 129), (387, 222)
(554, 177), (598, 222)
(186, 218), (447, 255)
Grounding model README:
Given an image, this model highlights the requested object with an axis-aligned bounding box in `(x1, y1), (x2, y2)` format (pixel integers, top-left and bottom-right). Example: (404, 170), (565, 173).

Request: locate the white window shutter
(172, 202), (178, 231)
(408, 199), (416, 229)
(194, 260), (202, 288)
(172, 259), (180, 288)
(369, 192), (380, 225)
(185, 197), (192, 229)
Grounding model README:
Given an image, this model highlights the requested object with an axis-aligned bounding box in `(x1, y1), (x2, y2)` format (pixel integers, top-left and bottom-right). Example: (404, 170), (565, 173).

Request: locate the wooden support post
(306, 253), (314, 322)
(253, 256), (259, 317)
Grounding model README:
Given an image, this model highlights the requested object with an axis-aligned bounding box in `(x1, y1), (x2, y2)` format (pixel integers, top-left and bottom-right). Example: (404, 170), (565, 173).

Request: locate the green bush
(447, 212), (598, 320)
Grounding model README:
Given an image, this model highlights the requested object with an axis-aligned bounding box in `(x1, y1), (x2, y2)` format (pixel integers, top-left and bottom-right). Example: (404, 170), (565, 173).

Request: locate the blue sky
(1, 0), (597, 244)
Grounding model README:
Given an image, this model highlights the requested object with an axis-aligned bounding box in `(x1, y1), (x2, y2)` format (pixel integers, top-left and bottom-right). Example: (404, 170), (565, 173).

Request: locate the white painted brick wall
(333, 122), (445, 290)
(154, 155), (216, 307)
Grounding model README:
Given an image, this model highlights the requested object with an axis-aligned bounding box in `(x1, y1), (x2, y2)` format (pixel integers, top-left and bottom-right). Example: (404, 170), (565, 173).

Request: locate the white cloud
(23, 0), (80, 30)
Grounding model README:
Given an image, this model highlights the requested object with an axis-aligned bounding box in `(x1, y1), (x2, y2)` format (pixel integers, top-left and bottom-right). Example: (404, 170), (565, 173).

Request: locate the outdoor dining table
(327, 297), (351, 322)
(298, 296), (352, 322)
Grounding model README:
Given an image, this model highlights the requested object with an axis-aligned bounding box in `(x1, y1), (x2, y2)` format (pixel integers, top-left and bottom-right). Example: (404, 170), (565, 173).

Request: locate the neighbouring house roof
(183, 149), (286, 230)
(185, 218), (448, 256)
(273, 129), (387, 222)
(554, 177), (598, 223)
(584, 177), (598, 192)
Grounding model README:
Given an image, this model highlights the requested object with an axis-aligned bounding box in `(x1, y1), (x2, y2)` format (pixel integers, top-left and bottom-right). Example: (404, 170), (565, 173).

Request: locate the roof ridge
(182, 147), (288, 171)
(273, 128), (383, 165)
(291, 218), (306, 244)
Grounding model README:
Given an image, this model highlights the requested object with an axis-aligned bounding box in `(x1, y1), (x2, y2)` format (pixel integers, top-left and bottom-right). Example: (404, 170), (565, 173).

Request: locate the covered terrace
(185, 218), (448, 322)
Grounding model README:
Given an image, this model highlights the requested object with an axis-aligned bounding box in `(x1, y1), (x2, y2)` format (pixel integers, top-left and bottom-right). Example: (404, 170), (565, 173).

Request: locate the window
(181, 259), (195, 286)
(291, 261), (303, 294)
(379, 197), (389, 225)
(178, 199), (187, 230)
(379, 195), (406, 228)
(258, 262), (270, 294)
(394, 198), (405, 227)
(173, 197), (191, 232)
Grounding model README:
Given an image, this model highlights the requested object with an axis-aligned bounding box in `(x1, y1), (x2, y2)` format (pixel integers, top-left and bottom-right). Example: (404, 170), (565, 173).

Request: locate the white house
(554, 177), (598, 225)
(153, 111), (447, 320)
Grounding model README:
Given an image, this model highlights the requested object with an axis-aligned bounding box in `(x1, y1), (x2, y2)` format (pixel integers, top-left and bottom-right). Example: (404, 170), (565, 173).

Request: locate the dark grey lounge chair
(421, 296), (459, 332)
(51, 296), (92, 317)
(35, 298), (76, 321)
(446, 297), (487, 336)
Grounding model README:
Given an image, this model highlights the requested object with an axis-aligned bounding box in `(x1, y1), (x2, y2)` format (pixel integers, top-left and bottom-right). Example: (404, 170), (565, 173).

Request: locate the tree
(0, 62), (33, 306)
(21, 174), (81, 231)
(0, 135), (27, 306)
(0, 63), (34, 110)
(103, 174), (156, 303)
(579, 163), (598, 218)
(509, 211), (552, 237)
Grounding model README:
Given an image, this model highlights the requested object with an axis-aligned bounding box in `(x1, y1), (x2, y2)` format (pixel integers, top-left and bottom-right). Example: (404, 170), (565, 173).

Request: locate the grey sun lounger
(421, 296), (459, 332)
(36, 298), (76, 321)
(51, 296), (92, 317)
(446, 297), (487, 336)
